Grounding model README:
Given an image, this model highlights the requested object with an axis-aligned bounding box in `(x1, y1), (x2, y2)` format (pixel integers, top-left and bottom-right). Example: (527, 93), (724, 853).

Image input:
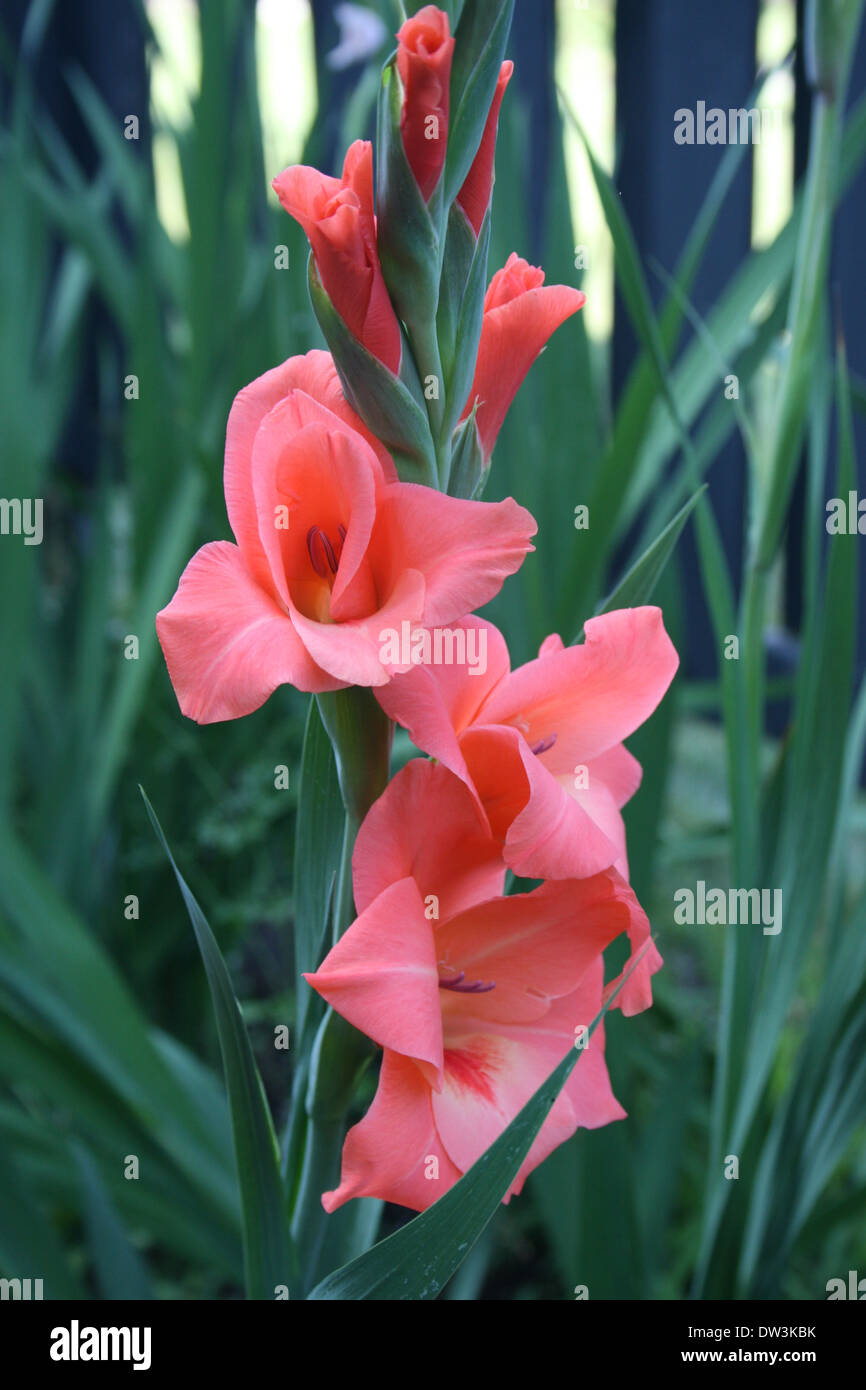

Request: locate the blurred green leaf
(142, 790), (296, 1300)
(0, 1145), (85, 1299)
(73, 1143), (154, 1300)
(580, 485), (706, 637)
(293, 698), (344, 1045)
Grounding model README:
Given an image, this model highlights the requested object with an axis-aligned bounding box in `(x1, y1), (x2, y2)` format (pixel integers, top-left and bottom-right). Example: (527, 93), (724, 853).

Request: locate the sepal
(308, 256), (438, 486)
(438, 204), (491, 438)
(376, 56), (442, 337)
(448, 407), (487, 498)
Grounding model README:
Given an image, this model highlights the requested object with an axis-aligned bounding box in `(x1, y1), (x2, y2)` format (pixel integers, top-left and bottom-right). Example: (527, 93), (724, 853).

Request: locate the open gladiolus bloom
(157, 352), (536, 716)
(306, 761), (649, 1212)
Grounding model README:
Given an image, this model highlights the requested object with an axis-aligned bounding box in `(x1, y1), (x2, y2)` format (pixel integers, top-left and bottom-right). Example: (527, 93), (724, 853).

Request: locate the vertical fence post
(614, 0), (760, 680)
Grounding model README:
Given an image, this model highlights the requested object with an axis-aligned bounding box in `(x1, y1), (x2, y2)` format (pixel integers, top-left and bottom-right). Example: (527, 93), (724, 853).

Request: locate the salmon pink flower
(376, 608), (679, 1014)
(306, 760), (648, 1213)
(461, 253), (586, 459)
(156, 351), (536, 720)
(273, 141), (402, 373)
(456, 60), (513, 235)
(396, 5), (454, 202)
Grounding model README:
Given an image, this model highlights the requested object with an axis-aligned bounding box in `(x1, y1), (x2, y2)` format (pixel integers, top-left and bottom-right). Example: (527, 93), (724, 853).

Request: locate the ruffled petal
(156, 541), (339, 722)
(323, 1050), (461, 1213)
(352, 759), (505, 920)
(461, 725), (622, 879)
(481, 607), (679, 770)
(374, 617), (510, 791)
(373, 485), (536, 627)
(462, 256), (585, 456)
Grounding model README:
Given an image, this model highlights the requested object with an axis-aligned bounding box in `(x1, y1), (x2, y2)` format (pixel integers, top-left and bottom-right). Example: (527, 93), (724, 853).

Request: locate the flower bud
(273, 141), (402, 374)
(396, 5), (455, 202)
(457, 60), (513, 235)
(461, 253), (586, 459)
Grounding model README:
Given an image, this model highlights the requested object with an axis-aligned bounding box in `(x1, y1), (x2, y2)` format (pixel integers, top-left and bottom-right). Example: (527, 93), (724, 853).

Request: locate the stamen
(307, 525), (340, 578)
(530, 732), (557, 756)
(321, 531), (339, 574)
(438, 969), (496, 994)
(306, 526), (328, 578)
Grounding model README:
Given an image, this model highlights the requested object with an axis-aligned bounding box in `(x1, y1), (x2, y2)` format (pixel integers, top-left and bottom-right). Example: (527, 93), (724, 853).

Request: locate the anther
(530, 732), (557, 756)
(307, 525), (340, 578)
(438, 969), (496, 994)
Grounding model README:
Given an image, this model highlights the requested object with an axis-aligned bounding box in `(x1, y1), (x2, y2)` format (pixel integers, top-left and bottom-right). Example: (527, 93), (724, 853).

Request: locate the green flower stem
(291, 687), (392, 1290)
(332, 806), (357, 944)
(408, 317), (448, 465)
(290, 1005), (374, 1291)
(423, 335), (457, 493)
(315, 686), (392, 831)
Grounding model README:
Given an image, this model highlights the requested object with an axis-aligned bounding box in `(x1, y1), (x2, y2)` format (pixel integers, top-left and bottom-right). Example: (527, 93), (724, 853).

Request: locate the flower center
(530, 731), (557, 756)
(438, 967), (496, 994)
(306, 524), (346, 582)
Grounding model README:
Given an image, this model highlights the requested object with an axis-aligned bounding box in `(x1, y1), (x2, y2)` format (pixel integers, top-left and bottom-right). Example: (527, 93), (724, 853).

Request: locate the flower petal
(155, 541), (338, 722)
(273, 143), (401, 372)
(290, 567), (426, 687)
(481, 606), (679, 769)
(352, 759), (505, 920)
(602, 882), (662, 1017)
(456, 60), (513, 235)
(432, 1029), (578, 1197)
(225, 351), (395, 586)
(461, 725), (622, 878)
(374, 616), (510, 789)
(373, 485), (536, 627)
(463, 256), (586, 456)
(248, 395), (384, 613)
(396, 5), (454, 201)
(305, 876), (443, 1084)
(322, 1050), (461, 1213)
(434, 872), (637, 1026)
(557, 745), (643, 881)
(435, 962), (625, 1201)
